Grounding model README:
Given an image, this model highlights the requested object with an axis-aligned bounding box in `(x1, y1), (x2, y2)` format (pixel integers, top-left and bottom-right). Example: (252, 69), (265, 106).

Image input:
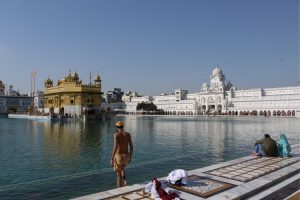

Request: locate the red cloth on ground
(152, 178), (178, 200)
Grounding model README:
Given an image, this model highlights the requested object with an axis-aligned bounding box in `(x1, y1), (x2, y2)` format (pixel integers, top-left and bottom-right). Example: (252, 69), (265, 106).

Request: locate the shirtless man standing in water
(110, 121), (133, 188)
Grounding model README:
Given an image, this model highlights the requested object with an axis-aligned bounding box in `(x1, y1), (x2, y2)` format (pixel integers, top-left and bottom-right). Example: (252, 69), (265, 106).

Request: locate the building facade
(0, 81), (33, 115)
(44, 72), (102, 117)
(226, 86), (300, 116)
(105, 88), (124, 103)
(123, 67), (300, 117)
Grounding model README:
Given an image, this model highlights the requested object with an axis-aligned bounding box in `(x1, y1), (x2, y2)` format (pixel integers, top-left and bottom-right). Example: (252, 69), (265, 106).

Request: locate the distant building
(44, 72), (102, 117)
(33, 90), (45, 112)
(122, 91), (153, 113)
(7, 85), (20, 96)
(197, 67), (233, 114)
(0, 80), (5, 96)
(101, 88), (125, 114)
(226, 86), (300, 116)
(123, 67), (300, 117)
(153, 91), (197, 115)
(0, 81), (33, 115)
(105, 88), (124, 103)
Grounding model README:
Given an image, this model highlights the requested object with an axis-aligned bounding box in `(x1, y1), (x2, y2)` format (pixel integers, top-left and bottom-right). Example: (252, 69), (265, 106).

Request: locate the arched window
(277, 110), (281, 116)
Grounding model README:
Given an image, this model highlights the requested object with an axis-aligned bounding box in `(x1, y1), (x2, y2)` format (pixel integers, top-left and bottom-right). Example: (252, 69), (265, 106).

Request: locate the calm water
(0, 116), (299, 199)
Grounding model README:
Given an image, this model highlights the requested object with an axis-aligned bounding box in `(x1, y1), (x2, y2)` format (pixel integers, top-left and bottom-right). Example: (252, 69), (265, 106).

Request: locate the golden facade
(44, 72), (102, 117)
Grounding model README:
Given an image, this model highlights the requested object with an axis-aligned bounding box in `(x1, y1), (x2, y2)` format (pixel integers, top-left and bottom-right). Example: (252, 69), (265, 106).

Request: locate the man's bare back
(115, 131), (131, 155)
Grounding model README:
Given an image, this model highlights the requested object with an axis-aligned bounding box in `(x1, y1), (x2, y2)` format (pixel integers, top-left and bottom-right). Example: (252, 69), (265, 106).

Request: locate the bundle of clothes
(144, 169), (187, 200)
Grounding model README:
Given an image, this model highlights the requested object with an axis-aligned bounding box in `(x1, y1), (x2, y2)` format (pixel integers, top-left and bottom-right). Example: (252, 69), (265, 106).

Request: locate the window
(70, 97), (75, 104)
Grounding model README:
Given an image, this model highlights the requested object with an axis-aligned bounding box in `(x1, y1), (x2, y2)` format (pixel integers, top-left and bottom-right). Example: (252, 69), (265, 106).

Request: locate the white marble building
(152, 90), (198, 115)
(226, 86), (300, 116)
(122, 92), (153, 114)
(123, 67), (300, 117)
(0, 82), (34, 115)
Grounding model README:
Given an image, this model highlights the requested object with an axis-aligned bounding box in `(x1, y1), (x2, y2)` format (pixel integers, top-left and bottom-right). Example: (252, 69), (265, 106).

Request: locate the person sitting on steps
(252, 134), (278, 157)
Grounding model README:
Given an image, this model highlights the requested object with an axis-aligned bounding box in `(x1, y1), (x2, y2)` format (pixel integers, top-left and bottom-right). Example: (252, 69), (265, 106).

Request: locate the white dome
(212, 66), (222, 76)
(202, 82), (208, 88)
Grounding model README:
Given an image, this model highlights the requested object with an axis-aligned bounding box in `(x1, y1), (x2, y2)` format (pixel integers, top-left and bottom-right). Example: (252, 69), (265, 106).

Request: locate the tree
(136, 102), (157, 111)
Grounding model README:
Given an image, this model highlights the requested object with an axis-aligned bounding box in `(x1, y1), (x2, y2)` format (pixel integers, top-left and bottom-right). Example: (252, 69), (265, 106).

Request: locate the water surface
(0, 116), (299, 199)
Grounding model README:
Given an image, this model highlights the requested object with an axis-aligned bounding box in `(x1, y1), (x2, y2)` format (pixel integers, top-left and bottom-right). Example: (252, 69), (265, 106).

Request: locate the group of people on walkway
(253, 133), (291, 158)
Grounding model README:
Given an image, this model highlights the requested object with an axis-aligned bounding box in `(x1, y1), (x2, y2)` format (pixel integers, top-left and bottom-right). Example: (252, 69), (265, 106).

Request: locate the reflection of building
(44, 72), (102, 117)
(123, 67), (300, 117)
(0, 81), (33, 114)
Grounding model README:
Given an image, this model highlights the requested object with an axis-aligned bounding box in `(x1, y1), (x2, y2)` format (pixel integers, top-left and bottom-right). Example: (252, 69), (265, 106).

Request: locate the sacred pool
(0, 116), (299, 199)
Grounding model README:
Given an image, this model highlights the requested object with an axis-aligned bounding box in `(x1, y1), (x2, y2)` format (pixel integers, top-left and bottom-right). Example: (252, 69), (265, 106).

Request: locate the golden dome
(72, 72), (79, 79)
(45, 78), (52, 84)
(44, 78), (53, 87)
(95, 74), (101, 81)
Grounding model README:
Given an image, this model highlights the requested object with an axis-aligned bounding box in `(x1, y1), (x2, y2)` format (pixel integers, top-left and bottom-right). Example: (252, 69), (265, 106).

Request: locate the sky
(0, 0), (299, 95)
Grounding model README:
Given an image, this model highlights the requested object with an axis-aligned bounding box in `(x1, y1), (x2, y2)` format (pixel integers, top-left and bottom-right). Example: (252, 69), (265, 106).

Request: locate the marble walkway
(72, 144), (300, 200)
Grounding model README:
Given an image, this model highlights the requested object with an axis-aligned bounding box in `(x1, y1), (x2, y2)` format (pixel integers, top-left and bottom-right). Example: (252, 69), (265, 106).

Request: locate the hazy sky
(0, 0), (299, 95)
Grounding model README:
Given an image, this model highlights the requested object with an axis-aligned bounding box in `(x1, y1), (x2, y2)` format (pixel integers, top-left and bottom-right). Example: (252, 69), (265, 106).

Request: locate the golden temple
(44, 71), (102, 118)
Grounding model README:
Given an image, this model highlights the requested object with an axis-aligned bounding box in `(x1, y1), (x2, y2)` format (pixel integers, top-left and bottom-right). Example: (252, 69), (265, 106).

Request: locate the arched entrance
(292, 110), (295, 116)
(208, 105), (215, 113)
(202, 105), (206, 113)
(217, 105), (222, 114)
(252, 110), (258, 115)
